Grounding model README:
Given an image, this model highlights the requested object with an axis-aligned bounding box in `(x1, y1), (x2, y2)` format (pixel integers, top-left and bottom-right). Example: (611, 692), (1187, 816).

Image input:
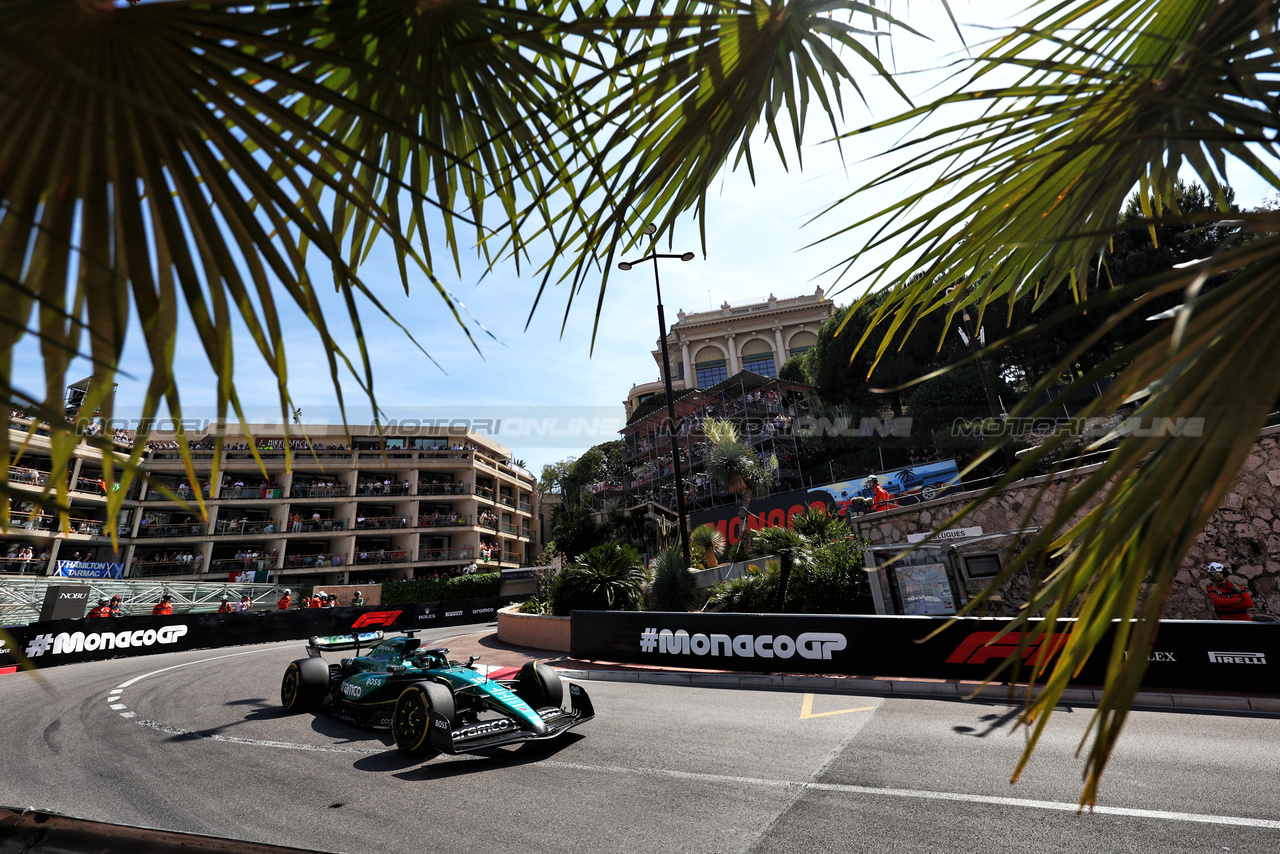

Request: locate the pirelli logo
(1207, 651), (1267, 665)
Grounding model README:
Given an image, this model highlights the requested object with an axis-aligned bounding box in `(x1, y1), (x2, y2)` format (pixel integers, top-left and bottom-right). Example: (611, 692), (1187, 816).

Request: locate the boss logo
(433, 718), (450, 730)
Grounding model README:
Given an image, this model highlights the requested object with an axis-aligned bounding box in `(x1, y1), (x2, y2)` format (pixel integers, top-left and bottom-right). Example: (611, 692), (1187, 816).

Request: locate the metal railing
(130, 559), (201, 578)
(418, 482), (471, 496)
(211, 519), (277, 535)
(288, 485), (350, 498)
(216, 486), (283, 500)
(475, 485), (495, 500)
(8, 466), (50, 487)
(281, 552), (344, 569)
(418, 513), (470, 528)
(355, 483), (411, 497)
(283, 518), (347, 533)
(518, 502), (532, 514)
(136, 522), (207, 538)
(417, 547), (472, 562)
(352, 549), (409, 565)
(500, 523), (519, 535)
(355, 515), (413, 530)
(0, 577), (286, 624)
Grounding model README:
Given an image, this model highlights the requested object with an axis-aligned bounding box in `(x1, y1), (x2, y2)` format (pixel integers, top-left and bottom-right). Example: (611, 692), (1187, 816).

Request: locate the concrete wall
(852, 426), (1280, 620)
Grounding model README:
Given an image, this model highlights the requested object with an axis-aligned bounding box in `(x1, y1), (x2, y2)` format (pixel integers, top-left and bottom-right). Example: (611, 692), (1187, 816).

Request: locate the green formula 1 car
(280, 632), (593, 760)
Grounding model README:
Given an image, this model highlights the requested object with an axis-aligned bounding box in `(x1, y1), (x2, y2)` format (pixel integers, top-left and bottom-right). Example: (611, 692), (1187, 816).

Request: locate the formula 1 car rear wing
(306, 631), (384, 654)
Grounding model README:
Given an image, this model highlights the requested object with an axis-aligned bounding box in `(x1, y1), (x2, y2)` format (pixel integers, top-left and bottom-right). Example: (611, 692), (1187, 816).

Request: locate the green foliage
(379, 573), (501, 605)
(786, 531), (873, 615)
(551, 543), (647, 615)
(749, 525), (805, 560)
(707, 565), (778, 613)
(689, 523), (725, 569)
(517, 563), (563, 615)
(788, 506), (839, 540)
(647, 546), (698, 612)
(778, 355), (810, 384)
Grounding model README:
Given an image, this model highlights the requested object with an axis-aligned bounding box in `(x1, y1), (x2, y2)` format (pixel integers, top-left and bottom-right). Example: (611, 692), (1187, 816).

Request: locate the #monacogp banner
(571, 611), (1280, 694)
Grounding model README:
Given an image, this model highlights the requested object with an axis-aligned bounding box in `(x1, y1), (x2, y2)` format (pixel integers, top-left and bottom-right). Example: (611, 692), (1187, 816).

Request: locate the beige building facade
(4, 420), (538, 586)
(626, 287), (835, 417)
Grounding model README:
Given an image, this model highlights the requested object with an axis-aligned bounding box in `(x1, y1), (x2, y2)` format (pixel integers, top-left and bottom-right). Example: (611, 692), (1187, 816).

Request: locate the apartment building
(3, 419), (538, 586)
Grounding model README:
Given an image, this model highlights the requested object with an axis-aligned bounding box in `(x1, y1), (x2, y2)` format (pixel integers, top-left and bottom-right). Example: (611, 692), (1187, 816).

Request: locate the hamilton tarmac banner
(571, 611), (1280, 695)
(3, 597), (519, 669)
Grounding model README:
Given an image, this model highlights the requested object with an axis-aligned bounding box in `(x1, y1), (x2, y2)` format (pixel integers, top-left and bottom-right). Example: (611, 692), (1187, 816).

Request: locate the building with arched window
(625, 287), (834, 417)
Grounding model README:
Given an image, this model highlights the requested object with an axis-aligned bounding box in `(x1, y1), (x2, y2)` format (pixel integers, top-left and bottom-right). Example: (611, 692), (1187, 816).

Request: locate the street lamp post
(619, 225), (695, 568)
(956, 306), (1016, 467)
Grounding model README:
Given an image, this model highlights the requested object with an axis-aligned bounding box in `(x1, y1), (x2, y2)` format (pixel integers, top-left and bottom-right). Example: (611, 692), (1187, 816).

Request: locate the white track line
(538, 760), (1280, 830)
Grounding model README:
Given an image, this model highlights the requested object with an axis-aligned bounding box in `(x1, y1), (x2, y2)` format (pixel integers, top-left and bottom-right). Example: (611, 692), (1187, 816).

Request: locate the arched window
(740, 338), (776, 377)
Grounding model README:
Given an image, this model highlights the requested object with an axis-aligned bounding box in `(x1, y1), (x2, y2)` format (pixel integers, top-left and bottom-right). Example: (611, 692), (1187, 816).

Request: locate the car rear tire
(515, 661), (563, 711)
(393, 681), (455, 758)
(281, 657), (329, 713)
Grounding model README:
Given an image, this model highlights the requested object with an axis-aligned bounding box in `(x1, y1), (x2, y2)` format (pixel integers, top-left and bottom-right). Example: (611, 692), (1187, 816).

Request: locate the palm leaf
(821, 0), (1280, 805)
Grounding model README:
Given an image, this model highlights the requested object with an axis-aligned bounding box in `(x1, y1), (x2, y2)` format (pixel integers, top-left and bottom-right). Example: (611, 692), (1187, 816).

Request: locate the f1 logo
(352, 610), (402, 628)
(945, 631), (1070, 666)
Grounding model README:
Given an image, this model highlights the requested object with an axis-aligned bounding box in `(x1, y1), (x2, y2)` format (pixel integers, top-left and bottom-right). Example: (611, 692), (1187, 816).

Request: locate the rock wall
(853, 426), (1280, 619)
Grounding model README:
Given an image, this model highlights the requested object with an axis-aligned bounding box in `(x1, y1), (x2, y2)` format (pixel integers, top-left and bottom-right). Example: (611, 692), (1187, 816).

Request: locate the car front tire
(514, 661), (563, 711)
(393, 681), (455, 758)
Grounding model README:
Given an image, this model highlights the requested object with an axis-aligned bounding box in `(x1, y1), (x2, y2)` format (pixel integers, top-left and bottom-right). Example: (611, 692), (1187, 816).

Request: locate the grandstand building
(625, 287), (834, 418)
(3, 419), (538, 586)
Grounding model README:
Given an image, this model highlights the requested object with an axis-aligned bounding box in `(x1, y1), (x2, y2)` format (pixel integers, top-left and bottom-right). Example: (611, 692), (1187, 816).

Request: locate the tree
(648, 546), (698, 612)
(832, 0), (1280, 804)
(551, 543), (647, 616)
(689, 523), (724, 569)
(4, 0), (910, 525)
(702, 417), (774, 560)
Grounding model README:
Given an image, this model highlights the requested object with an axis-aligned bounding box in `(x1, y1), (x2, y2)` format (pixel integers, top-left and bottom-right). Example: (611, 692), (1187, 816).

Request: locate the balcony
(518, 502), (532, 514)
(217, 486), (283, 500)
(289, 485), (350, 499)
(281, 552), (344, 569)
(145, 486), (212, 501)
(352, 548), (409, 566)
(417, 547), (472, 563)
(354, 515), (413, 530)
(500, 523), (519, 535)
(8, 466), (50, 487)
(285, 518), (347, 533)
(211, 519), (277, 536)
(475, 485), (495, 501)
(417, 513), (470, 528)
(418, 482), (471, 496)
(208, 556), (273, 574)
(355, 483), (411, 497)
(130, 559), (201, 578)
(136, 521), (206, 538)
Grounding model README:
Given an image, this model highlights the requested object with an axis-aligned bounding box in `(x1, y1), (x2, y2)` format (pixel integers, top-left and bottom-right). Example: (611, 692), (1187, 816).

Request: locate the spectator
(237, 594), (253, 612)
(1204, 562), (1254, 620)
(152, 594), (173, 616)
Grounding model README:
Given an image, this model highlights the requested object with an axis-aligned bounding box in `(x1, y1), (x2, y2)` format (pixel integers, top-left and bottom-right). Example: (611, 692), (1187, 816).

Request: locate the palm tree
(550, 542), (647, 616)
(701, 417), (774, 561)
(648, 546), (698, 612)
(689, 523), (725, 569)
(2, 0), (909, 526)
(824, 0), (1280, 804)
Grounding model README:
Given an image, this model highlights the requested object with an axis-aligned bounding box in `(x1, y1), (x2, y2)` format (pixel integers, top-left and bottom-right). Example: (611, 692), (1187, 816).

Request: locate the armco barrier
(2, 597), (518, 669)
(571, 611), (1280, 695)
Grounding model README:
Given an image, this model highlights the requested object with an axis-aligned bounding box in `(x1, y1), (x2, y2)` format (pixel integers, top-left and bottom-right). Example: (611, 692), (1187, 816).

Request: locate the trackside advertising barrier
(571, 612), (1280, 695)
(7, 597), (518, 669)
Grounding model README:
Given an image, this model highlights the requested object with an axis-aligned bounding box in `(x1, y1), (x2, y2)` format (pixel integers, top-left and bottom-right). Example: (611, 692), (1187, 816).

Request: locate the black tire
(281, 657), (329, 713)
(393, 681), (455, 758)
(515, 661), (563, 710)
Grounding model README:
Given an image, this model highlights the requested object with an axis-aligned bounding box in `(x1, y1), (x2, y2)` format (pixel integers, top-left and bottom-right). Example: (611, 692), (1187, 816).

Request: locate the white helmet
(1206, 562), (1225, 573)
(283, 588), (291, 595)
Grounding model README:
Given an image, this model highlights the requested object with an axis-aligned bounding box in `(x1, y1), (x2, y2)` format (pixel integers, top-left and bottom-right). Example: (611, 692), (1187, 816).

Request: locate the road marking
(130, 718), (382, 754)
(539, 761), (1280, 830)
(799, 693), (877, 719)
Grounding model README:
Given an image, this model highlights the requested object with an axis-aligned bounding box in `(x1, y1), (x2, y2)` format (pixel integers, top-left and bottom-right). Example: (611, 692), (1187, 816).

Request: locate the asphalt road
(1, 624), (1279, 854)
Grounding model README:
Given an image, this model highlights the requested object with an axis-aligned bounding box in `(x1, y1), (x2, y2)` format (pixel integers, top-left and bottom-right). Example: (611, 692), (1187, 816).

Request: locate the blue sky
(21, 3), (1280, 479)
